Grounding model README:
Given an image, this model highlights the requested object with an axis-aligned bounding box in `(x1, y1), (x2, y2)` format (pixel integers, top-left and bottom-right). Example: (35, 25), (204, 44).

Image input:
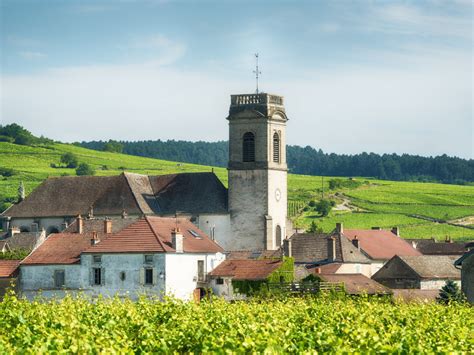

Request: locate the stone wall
(461, 254), (474, 303)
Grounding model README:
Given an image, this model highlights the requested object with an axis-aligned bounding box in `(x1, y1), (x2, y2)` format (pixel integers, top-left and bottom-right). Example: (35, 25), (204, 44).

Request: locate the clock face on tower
(275, 188), (281, 202)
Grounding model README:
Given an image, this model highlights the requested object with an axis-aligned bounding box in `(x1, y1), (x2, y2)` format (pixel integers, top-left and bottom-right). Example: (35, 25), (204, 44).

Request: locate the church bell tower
(227, 93), (288, 250)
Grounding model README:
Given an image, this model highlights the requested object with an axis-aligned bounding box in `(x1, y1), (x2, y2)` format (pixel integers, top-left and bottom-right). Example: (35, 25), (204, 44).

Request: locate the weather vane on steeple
(253, 53), (261, 94)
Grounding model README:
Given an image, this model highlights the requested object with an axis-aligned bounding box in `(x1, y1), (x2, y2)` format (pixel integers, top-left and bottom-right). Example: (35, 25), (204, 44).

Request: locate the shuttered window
(91, 267), (104, 285)
(242, 132), (255, 162)
(54, 270), (65, 288)
(273, 132), (280, 163)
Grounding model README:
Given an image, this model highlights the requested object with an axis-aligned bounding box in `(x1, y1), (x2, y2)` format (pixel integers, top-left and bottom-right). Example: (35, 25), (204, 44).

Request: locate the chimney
(391, 227), (400, 237)
(104, 218), (112, 234)
(315, 267), (321, 274)
(171, 228), (184, 253)
(371, 227), (381, 230)
(327, 237), (336, 261)
(283, 238), (292, 257)
(445, 235), (452, 243)
(352, 235), (360, 249)
(76, 215), (84, 234)
(90, 231), (99, 246)
(8, 226), (20, 238)
(336, 223), (343, 234)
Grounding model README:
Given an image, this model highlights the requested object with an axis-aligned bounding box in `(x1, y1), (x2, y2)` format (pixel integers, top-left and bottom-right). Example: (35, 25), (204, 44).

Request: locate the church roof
(2, 172), (228, 218)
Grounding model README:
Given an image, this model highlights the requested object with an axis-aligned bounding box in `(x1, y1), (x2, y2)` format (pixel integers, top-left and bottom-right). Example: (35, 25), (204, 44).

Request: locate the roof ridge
(144, 216), (170, 252)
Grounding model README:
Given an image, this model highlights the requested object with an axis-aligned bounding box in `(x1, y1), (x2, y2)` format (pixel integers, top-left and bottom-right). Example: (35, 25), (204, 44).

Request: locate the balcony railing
(231, 93), (284, 106)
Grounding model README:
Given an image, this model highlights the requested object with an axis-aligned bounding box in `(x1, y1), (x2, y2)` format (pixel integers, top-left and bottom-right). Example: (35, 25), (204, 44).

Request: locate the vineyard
(0, 293), (472, 353)
(1, 141), (474, 240)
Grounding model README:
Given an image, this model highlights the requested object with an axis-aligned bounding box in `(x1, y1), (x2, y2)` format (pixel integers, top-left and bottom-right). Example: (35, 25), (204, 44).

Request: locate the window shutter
(153, 268), (158, 285)
(101, 268), (105, 286)
(89, 268), (94, 286)
(139, 268), (145, 285)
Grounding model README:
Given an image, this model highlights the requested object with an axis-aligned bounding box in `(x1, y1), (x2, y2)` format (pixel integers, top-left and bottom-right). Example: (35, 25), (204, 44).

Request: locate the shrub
(76, 163), (95, 176)
(308, 220), (323, 233)
(0, 135), (14, 143)
(0, 168), (15, 177)
(437, 280), (465, 304)
(308, 200), (316, 207)
(60, 152), (78, 168)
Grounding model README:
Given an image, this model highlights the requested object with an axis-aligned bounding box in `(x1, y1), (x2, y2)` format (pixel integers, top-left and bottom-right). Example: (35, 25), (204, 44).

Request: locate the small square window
(216, 278), (224, 285)
(93, 255), (102, 263)
(144, 255), (153, 264)
(145, 268), (153, 285)
(119, 271), (126, 281)
(54, 270), (65, 288)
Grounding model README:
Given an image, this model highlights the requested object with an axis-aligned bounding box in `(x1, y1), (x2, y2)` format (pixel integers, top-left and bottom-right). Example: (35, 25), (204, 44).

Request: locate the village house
(282, 232), (373, 277)
(407, 237), (473, 256)
(372, 255), (460, 290)
(454, 249), (474, 304)
(208, 258), (293, 300)
(0, 229), (46, 255)
(20, 216), (225, 300)
(333, 223), (421, 274)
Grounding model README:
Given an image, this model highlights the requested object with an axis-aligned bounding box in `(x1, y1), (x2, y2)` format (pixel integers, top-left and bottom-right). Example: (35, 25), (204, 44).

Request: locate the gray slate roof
(406, 238), (473, 255)
(399, 255), (460, 279)
(287, 233), (370, 264)
(2, 172), (228, 218)
(0, 232), (40, 252)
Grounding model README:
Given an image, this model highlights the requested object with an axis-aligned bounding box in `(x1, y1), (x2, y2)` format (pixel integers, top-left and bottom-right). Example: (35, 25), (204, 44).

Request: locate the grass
(1, 142), (473, 240)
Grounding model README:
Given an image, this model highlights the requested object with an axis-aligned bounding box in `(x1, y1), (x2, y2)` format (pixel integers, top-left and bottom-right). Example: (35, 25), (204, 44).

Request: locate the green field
(1, 142), (473, 240)
(0, 294), (471, 353)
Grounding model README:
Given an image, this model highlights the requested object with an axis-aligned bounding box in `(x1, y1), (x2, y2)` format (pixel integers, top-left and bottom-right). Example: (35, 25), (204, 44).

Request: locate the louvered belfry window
(273, 132), (280, 163)
(243, 132), (255, 162)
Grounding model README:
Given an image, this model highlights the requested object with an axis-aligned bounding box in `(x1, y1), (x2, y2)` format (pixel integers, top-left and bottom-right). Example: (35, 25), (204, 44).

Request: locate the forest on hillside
(79, 140), (474, 184)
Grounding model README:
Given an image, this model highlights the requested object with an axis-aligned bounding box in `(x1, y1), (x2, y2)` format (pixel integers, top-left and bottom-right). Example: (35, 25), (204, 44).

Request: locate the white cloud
(1, 47), (472, 159)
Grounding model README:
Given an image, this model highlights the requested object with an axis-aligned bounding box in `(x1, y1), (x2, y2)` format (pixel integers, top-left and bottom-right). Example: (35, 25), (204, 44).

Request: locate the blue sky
(1, 0), (472, 158)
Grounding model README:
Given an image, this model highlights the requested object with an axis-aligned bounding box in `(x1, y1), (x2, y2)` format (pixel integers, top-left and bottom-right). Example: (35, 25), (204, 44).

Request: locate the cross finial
(253, 53), (261, 94)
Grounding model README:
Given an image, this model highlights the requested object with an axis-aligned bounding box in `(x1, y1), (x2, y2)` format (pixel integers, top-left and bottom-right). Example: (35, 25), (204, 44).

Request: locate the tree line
(79, 140), (474, 184)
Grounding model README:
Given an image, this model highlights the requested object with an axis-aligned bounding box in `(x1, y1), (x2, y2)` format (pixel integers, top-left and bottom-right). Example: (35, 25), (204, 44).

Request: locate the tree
(60, 152), (78, 168)
(76, 163), (95, 176)
(315, 199), (332, 217)
(437, 280), (465, 304)
(308, 220), (323, 234)
(103, 140), (124, 153)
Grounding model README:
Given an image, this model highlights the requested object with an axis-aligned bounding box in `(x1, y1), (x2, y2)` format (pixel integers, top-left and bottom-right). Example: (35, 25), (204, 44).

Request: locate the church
(1, 92), (290, 252)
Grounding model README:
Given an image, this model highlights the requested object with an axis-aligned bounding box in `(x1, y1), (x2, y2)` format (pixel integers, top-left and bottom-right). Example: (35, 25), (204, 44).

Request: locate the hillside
(79, 139), (474, 184)
(1, 142), (473, 240)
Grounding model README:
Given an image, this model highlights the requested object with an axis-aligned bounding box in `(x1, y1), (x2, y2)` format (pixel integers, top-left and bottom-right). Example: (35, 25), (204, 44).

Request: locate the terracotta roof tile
(209, 259), (282, 280)
(342, 229), (421, 260)
(22, 233), (103, 265)
(85, 216), (224, 254)
(0, 260), (20, 278)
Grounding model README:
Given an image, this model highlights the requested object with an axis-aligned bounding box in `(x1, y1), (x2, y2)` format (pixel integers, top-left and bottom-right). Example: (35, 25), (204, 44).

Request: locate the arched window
(275, 225), (282, 247)
(273, 132), (280, 163)
(243, 132), (255, 162)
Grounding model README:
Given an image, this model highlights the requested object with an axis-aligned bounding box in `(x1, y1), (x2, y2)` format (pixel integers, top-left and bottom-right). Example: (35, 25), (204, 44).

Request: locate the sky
(0, 0), (472, 159)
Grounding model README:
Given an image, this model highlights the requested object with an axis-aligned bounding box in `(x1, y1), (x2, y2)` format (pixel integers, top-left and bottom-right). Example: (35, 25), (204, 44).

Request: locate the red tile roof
(22, 233), (101, 265)
(0, 260), (21, 277)
(209, 259), (283, 280)
(342, 229), (421, 260)
(318, 274), (391, 295)
(84, 216), (223, 254)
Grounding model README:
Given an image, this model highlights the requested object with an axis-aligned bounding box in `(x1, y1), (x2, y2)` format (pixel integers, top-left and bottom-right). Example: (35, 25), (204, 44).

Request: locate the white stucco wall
(210, 277), (246, 300)
(335, 263), (373, 278)
(267, 169), (287, 249)
(420, 279), (461, 290)
(165, 252), (225, 300)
